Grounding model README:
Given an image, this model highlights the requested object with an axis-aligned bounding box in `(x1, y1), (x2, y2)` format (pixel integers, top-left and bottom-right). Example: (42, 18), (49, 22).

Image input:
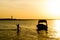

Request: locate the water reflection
(48, 20), (60, 38)
(54, 20), (60, 38)
(38, 30), (47, 40)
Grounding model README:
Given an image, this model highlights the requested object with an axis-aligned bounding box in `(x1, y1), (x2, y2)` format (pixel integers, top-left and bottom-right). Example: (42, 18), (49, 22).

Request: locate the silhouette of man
(17, 24), (19, 35)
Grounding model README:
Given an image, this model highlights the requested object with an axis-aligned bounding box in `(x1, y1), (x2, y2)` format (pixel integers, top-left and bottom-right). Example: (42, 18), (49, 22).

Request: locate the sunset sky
(0, 0), (60, 19)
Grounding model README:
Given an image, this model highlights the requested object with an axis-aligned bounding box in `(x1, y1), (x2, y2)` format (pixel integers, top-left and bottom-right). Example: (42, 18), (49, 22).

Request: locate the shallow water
(0, 20), (60, 40)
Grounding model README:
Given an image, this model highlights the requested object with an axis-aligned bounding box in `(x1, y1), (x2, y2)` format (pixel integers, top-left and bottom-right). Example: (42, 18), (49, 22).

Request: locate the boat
(36, 20), (48, 34)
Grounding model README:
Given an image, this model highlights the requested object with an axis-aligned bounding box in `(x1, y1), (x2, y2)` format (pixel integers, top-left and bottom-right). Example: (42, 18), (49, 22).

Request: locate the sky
(0, 0), (60, 19)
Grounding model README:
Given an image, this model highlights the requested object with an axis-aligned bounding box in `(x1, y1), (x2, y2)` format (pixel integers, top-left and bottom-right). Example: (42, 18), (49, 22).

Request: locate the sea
(0, 19), (60, 40)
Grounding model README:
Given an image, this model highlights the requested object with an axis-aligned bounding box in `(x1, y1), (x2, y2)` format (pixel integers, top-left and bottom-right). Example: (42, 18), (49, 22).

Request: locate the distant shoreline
(0, 19), (39, 21)
(0, 19), (59, 21)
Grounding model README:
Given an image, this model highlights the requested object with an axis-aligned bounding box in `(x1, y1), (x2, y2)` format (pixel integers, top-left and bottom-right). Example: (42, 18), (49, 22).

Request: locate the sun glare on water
(54, 20), (60, 38)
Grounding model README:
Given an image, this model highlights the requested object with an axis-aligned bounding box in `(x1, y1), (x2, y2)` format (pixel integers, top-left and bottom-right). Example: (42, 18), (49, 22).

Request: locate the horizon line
(0, 18), (60, 20)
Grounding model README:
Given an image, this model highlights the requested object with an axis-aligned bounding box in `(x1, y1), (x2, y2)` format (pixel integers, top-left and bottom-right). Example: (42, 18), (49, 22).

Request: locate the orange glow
(0, 0), (60, 19)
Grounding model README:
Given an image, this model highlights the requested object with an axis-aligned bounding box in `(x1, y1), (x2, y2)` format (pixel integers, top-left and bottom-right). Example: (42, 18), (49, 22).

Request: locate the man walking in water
(17, 24), (20, 35)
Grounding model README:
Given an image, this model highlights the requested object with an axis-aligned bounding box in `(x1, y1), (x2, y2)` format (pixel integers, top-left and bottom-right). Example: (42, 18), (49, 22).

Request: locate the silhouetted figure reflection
(17, 24), (19, 36)
(36, 20), (48, 34)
